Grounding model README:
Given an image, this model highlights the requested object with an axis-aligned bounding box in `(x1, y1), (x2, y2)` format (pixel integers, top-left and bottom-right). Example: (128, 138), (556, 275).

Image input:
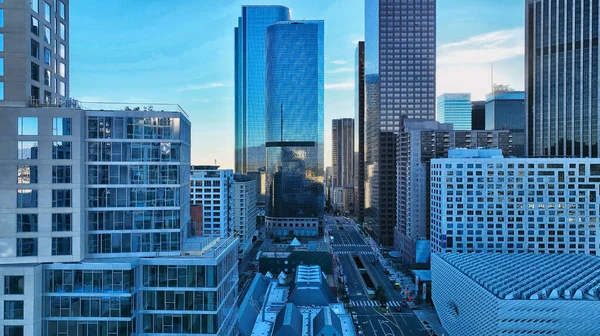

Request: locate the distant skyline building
(526, 0), (600, 157)
(0, 0), (70, 107)
(364, 0), (437, 247)
(190, 165), (234, 238)
(437, 93), (472, 130)
(264, 20), (324, 237)
(233, 174), (258, 256)
(332, 118), (354, 189)
(471, 100), (486, 130)
(486, 90), (526, 157)
(354, 41), (366, 222)
(234, 5), (291, 174)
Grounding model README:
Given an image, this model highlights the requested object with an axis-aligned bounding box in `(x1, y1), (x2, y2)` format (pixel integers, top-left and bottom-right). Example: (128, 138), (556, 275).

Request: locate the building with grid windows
(190, 166), (234, 239)
(430, 148), (600, 255)
(437, 93), (472, 131)
(0, 0), (69, 107)
(364, 0), (436, 247)
(233, 174), (257, 256)
(432, 253), (600, 336)
(485, 90), (526, 157)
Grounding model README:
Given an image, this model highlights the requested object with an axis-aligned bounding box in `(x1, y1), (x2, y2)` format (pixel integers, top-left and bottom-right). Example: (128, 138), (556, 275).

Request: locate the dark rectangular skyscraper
(364, 0), (436, 247)
(486, 90), (526, 157)
(235, 6), (291, 174)
(332, 118), (354, 189)
(526, 0), (600, 157)
(264, 20), (324, 237)
(354, 41), (366, 222)
(471, 101), (486, 130)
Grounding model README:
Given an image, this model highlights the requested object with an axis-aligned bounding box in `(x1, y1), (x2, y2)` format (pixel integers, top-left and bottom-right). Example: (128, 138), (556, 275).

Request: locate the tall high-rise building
(234, 6), (291, 175)
(354, 41), (366, 222)
(0, 0), (69, 106)
(190, 165), (234, 238)
(264, 20), (324, 237)
(486, 90), (526, 157)
(526, 0), (600, 157)
(471, 101), (486, 130)
(233, 174), (258, 256)
(332, 118), (354, 189)
(437, 93), (472, 130)
(364, 0), (436, 246)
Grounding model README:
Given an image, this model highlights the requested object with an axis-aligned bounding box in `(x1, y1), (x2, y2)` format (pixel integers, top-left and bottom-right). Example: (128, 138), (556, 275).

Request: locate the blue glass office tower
(364, 0), (436, 247)
(437, 93), (472, 130)
(486, 90), (526, 157)
(264, 20), (324, 237)
(526, 0), (600, 157)
(234, 6), (291, 175)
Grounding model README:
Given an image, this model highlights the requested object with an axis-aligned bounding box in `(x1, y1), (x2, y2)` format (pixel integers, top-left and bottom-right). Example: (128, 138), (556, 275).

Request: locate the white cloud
(327, 67), (354, 74)
(437, 27), (524, 65)
(325, 82), (354, 90)
(176, 82), (227, 92)
(331, 60), (347, 65)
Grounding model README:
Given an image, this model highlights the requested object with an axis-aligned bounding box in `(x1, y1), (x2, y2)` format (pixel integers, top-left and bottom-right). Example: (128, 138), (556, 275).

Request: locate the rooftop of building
(180, 236), (238, 260)
(261, 239), (331, 258)
(436, 253), (600, 301)
(447, 148), (504, 158)
(191, 165), (221, 171)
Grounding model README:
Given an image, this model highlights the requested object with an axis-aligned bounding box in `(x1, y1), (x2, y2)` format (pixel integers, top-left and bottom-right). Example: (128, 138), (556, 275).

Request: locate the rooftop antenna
(491, 63), (494, 93)
(214, 159), (217, 165)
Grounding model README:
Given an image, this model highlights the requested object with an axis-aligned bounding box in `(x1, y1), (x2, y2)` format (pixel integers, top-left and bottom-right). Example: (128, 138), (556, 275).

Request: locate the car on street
(401, 301), (408, 307)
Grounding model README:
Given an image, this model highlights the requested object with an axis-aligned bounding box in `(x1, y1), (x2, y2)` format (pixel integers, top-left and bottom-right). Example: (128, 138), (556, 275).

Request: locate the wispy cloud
(331, 60), (347, 65)
(438, 27), (524, 65)
(176, 82), (227, 92)
(325, 82), (354, 90)
(327, 67), (354, 74)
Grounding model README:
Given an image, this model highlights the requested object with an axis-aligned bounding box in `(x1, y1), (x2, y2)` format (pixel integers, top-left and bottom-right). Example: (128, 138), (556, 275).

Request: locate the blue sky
(70, 0), (525, 169)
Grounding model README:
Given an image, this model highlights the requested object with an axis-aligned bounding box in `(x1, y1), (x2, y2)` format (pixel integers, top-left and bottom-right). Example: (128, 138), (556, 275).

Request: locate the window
(31, 39), (39, 58)
(16, 238), (37, 256)
(17, 165), (37, 184)
(59, 43), (65, 58)
(16, 214), (37, 232)
(53, 117), (71, 135)
(44, 2), (51, 21)
(44, 90), (51, 103)
(52, 237), (71, 255)
(30, 86), (40, 101)
(59, 22), (65, 39)
(17, 141), (38, 160)
(59, 62), (65, 77)
(4, 301), (24, 319)
(4, 276), (24, 295)
(17, 189), (38, 208)
(31, 62), (39, 81)
(31, 0), (39, 13)
(52, 189), (71, 207)
(17, 117), (38, 135)
(59, 81), (65, 95)
(4, 326), (24, 336)
(0, 9), (3, 27)
(31, 16), (39, 35)
(0, 82), (3, 100)
(59, 1), (65, 19)
(52, 213), (71, 231)
(52, 141), (71, 159)
(44, 69), (51, 86)
(0, 33), (3, 52)
(0, 58), (4, 76)
(52, 166), (71, 183)
(44, 26), (51, 44)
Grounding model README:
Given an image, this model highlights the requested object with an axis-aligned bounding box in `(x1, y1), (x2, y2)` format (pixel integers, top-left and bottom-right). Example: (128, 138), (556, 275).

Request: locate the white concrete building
(190, 165), (234, 238)
(234, 174), (257, 256)
(430, 149), (600, 255)
(432, 253), (600, 336)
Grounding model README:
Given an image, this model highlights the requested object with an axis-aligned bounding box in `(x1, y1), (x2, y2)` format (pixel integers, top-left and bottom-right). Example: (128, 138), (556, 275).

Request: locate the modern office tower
(364, 0), (436, 247)
(0, 0), (69, 106)
(354, 41), (366, 222)
(0, 104), (239, 336)
(471, 101), (485, 130)
(332, 118), (354, 189)
(233, 174), (257, 256)
(395, 120), (513, 266)
(526, 0), (600, 157)
(190, 165), (234, 238)
(264, 20), (324, 237)
(437, 93), (472, 130)
(432, 253), (600, 336)
(325, 166), (333, 207)
(430, 148), (600, 255)
(234, 5), (291, 175)
(486, 90), (526, 157)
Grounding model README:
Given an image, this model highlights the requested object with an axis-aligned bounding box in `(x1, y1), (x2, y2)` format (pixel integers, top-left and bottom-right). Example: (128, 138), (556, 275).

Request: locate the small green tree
(374, 285), (388, 307)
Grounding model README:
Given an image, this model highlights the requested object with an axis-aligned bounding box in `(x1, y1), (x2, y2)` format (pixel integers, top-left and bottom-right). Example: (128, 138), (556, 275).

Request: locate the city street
(327, 215), (429, 336)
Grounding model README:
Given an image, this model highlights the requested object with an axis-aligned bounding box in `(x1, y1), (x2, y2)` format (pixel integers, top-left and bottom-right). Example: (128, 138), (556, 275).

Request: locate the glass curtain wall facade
(486, 90), (526, 157)
(264, 20), (324, 237)
(354, 41), (366, 222)
(234, 6), (291, 174)
(332, 118), (354, 189)
(526, 0), (600, 157)
(437, 93), (472, 130)
(364, 0), (436, 247)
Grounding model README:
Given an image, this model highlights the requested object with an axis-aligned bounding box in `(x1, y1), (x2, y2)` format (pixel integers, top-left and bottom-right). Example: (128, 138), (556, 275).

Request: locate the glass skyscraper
(437, 93), (472, 130)
(234, 6), (291, 175)
(354, 41), (366, 223)
(364, 0), (436, 247)
(486, 90), (526, 157)
(526, 0), (600, 157)
(264, 20), (324, 237)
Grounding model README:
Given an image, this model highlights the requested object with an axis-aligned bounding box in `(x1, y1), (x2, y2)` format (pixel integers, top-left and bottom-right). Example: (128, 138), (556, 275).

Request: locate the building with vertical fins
(354, 41), (366, 222)
(526, 0), (600, 157)
(264, 20), (324, 237)
(486, 90), (526, 157)
(332, 118), (354, 189)
(437, 93), (472, 131)
(364, 0), (437, 247)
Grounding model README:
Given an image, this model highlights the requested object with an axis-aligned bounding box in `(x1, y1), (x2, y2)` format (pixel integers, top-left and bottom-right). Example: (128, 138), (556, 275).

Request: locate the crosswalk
(332, 244), (369, 247)
(334, 251), (375, 255)
(351, 300), (406, 307)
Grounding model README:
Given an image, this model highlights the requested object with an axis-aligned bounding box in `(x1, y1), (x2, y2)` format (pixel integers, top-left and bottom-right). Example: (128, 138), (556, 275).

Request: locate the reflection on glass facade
(264, 20), (324, 236)
(234, 6), (291, 175)
(526, 0), (600, 157)
(486, 90), (526, 157)
(437, 93), (472, 130)
(354, 41), (366, 223)
(364, 0), (436, 247)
